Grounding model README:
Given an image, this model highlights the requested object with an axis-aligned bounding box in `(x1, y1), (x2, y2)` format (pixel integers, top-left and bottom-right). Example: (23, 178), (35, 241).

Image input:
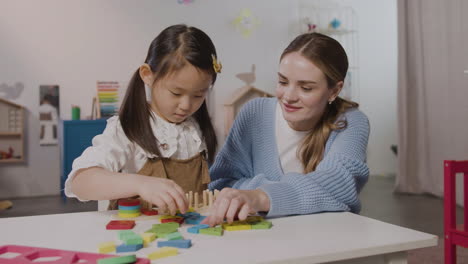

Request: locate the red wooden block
(161, 217), (184, 224)
(106, 220), (135, 230)
(141, 209), (158, 216)
(118, 199), (140, 207)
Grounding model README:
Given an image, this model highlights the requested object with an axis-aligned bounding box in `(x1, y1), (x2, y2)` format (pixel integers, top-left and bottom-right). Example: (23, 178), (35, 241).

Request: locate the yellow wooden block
(118, 212), (141, 218)
(98, 241), (116, 253)
(142, 232), (157, 244)
(159, 215), (178, 220)
(223, 220), (252, 231)
(148, 247), (178, 260)
(223, 224), (251, 231)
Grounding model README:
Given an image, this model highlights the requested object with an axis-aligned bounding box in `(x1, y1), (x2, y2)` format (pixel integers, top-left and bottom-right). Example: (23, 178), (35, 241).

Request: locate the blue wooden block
(157, 239), (192, 249)
(118, 205), (141, 211)
(187, 224), (209, 234)
(185, 215), (206, 225)
(116, 243), (143, 253)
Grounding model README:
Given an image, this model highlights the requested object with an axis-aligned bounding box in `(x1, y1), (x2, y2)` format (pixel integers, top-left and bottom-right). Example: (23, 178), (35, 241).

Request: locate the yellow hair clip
(212, 54), (222, 73)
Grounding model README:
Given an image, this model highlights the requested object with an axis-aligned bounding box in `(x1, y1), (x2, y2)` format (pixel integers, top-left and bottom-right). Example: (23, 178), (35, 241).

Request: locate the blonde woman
(203, 33), (370, 226)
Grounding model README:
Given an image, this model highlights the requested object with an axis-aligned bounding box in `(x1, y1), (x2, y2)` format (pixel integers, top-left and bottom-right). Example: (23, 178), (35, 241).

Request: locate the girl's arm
(65, 117), (187, 214)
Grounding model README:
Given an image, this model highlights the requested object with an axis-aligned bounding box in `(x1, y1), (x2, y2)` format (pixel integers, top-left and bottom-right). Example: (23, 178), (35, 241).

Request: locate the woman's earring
(328, 100), (333, 105)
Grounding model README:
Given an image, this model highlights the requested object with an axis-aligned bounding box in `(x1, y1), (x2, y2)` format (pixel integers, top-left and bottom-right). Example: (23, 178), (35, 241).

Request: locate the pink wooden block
(0, 245), (150, 264)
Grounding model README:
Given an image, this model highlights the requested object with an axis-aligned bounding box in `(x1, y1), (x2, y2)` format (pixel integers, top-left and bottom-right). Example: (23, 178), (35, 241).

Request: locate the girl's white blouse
(64, 112), (207, 200)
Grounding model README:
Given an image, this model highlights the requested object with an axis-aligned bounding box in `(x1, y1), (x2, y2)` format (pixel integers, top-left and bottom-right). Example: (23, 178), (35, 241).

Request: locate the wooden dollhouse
(223, 85), (273, 137)
(0, 98), (25, 163)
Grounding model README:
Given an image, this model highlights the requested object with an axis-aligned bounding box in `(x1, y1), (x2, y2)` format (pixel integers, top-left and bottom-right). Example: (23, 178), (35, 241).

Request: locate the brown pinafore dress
(107, 151), (210, 210)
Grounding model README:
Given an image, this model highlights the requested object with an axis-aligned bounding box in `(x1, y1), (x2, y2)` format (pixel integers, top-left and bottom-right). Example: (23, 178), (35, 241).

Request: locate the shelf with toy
(0, 98), (25, 163)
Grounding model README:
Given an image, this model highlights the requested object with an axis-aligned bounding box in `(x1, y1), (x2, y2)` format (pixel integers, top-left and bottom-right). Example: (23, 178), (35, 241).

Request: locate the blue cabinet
(61, 119), (107, 196)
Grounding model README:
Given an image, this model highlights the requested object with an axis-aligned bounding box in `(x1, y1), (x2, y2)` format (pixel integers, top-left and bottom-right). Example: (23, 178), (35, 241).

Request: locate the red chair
(444, 160), (468, 263)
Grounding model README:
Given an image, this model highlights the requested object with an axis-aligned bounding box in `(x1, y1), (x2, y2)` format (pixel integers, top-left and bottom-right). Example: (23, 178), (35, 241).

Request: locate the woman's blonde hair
(280, 33), (358, 173)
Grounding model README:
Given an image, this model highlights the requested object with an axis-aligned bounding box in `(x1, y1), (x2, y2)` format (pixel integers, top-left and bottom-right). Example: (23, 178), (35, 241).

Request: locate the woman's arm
(260, 109), (370, 217)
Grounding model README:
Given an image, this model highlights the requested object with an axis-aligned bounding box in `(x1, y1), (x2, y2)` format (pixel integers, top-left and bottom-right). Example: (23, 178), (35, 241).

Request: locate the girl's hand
(136, 176), (188, 215)
(201, 188), (270, 227)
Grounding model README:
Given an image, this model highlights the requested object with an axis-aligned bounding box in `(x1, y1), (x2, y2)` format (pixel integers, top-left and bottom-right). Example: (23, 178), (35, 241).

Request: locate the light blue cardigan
(209, 98), (370, 217)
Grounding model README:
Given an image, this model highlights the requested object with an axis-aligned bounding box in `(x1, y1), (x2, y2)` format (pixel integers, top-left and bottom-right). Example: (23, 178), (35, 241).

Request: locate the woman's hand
(136, 176), (188, 215)
(201, 188), (270, 227)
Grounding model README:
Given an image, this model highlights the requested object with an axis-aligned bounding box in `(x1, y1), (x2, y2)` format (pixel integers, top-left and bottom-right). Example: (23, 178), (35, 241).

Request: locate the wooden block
(189, 191), (193, 208)
(251, 221), (272, 229)
(157, 239), (192, 249)
(118, 230), (137, 240)
(106, 220), (135, 230)
(118, 212), (141, 218)
(187, 224), (210, 234)
(165, 231), (183, 240)
(148, 247), (178, 260)
(116, 243), (143, 253)
(98, 254), (137, 264)
(245, 215), (264, 223)
(199, 226), (223, 236)
(98, 241), (116, 254)
(141, 233), (157, 244)
(185, 215), (206, 225)
(123, 235), (143, 245)
(161, 217), (184, 224)
(118, 199), (140, 207)
(141, 209), (158, 216)
(117, 205), (140, 211)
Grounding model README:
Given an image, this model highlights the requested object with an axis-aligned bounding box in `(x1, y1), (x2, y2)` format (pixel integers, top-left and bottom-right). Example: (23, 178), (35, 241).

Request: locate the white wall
(0, 0), (397, 198)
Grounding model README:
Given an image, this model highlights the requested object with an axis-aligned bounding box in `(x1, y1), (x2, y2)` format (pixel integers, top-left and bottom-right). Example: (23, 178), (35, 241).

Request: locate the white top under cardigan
(275, 102), (310, 174)
(64, 112), (207, 200)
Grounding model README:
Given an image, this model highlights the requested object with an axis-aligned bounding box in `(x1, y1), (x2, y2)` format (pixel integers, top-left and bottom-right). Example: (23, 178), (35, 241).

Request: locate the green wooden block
(123, 235), (143, 245)
(118, 209), (140, 214)
(165, 232), (183, 240)
(118, 230), (136, 240)
(199, 226), (223, 236)
(251, 221), (272, 229)
(98, 254), (137, 264)
(153, 222), (180, 229)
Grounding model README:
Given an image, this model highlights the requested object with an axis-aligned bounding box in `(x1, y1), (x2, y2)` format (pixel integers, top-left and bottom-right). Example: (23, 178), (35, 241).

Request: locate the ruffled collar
(143, 111), (205, 158)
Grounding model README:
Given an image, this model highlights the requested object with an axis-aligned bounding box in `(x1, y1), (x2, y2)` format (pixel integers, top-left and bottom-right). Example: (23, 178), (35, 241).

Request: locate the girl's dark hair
(119, 24), (218, 163)
(281, 33), (359, 173)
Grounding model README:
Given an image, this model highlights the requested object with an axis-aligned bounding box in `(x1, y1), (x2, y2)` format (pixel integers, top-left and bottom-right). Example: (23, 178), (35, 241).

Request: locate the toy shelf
(0, 98), (25, 163)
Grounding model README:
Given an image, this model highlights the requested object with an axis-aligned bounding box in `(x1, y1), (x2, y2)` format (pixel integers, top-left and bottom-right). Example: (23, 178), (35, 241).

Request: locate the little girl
(65, 24), (221, 215)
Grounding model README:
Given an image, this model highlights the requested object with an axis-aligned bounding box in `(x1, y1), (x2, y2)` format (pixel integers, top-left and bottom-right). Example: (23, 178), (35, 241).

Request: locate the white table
(0, 211), (437, 264)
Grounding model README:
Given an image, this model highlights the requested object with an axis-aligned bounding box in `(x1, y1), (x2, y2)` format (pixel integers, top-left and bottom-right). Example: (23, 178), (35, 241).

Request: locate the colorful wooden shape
(161, 217), (184, 224)
(116, 243), (143, 253)
(147, 247), (178, 260)
(157, 239), (192, 249)
(118, 230), (137, 240)
(141, 233), (157, 243)
(141, 209), (158, 216)
(106, 220), (135, 230)
(251, 221), (273, 229)
(187, 224), (210, 234)
(118, 212), (141, 218)
(98, 254), (137, 264)
(98, 242), (116, 254)
(223, 223), (252, 231)
(118, 209), (140, 214)
(165, 232), (183, 240)
(245, 215), (264, 223)
(199, 226), (223, 236)
(123, 236), (143, 245)
(0, 245), (150, 264)
(185, 215), (206, 225)
(117, 205), (140, 211)
(118, 199), (140, 207)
